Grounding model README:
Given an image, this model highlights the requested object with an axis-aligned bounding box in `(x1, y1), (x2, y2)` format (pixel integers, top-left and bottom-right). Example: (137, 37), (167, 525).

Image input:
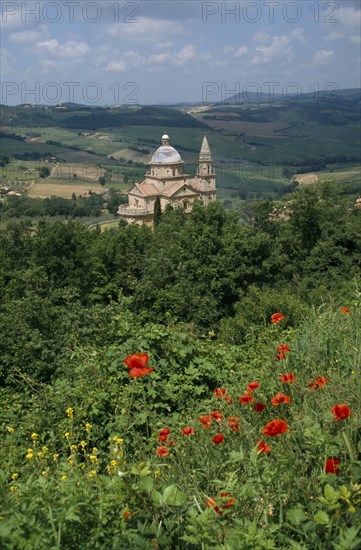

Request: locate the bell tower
(197, 136), (216, 191)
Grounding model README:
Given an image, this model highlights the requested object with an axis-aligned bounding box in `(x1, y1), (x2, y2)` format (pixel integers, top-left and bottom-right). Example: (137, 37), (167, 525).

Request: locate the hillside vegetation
(0, 184), (360, 548)
(1, 94), (360, 204)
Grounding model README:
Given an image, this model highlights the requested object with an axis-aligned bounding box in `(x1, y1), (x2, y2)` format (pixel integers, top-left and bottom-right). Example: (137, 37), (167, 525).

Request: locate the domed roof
(150, 134), (183, 164)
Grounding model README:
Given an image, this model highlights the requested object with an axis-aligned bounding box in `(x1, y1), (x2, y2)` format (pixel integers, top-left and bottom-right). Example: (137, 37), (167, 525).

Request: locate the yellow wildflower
(41, 471), (48, 477)
(110, 460), (117, 467)
(67, 457), (74, 466)
(89, 455), (98, 464)
(154, 470), (161, 478)
(92, 447), (98, 455)
(88, 470), (97, 478)
(10, 486), (17, 493)
(70, 445), (78, 453)
(11, 473), (19, 481)
(85, 423), (92, 432)
(61, 475), (68, 481)
(7, 427), (14, 434)
(37, 452), (44, 459)
(31, 433), (38, 441)
(112, 436), (124, 445)
(26, 452), (33, 460)
(64, 432), (70, 440)
(66, 407), (74, 418)
(42, 446), (49, 454)
(80, 440), (87, 448)
(53, 453), (59, 461)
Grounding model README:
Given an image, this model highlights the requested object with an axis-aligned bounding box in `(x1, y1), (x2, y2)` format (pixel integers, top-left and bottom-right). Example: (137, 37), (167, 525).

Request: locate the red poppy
(254, 402), (266, 413)
(225, 395), (233, 404)
(262, 418), (289, 437)
(214, 388), (227, 398)
(129, 366), (154, 378)
(124, 353), (154, 378)
(167, 439), (175, 446)
(276, 344), (291, 360)
(181, 427), (195, 436)
(124, 353), (149, 369)
(212, 434), (224, 444)
(156, 446), (169, 457)
(308, 376), (331, 391)
(205, 496), (217, 508)
(331, 404), (351, 421)
(325, 457), (340, 475)
(123, 511), (131, 519)
(158, 428), (170, 442)
(227, 416), (240, 432)
(271, 313), (285, 324)
(340, 307), (350, 314)
(205, 497), (222, 515)
(277, 344), (291, 353)
(239, 393), (254, 404)
(199, 415), (212, 429)
(247, 381), (260, 393)
(271, 392), (291, 406)
(210, 411), (223, 422)
(257, 439), (271, 454)
(206, 492), (235, 514)
(316, 376), (330, 387)
(281, 373), (296, 384)
(220, 492), (235, 508)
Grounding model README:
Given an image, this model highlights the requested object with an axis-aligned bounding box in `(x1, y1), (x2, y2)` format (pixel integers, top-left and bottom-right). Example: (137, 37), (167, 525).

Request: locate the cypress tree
(154, 196), (162, 226)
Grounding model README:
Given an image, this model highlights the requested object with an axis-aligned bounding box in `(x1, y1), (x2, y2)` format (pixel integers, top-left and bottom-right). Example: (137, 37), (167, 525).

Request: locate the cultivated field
(51, 163), (108, 181)
(27, 180), (107, 199)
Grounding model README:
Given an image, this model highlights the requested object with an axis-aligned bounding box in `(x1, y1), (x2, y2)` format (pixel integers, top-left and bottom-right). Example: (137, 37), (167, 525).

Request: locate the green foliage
(0, 186), (361, 547)
(39, 166), (51, 178)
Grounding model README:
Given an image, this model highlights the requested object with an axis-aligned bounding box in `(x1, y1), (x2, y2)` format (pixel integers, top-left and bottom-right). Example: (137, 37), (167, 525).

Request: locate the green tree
(39, 166), (51, 178)
(153, 196), (162, 226)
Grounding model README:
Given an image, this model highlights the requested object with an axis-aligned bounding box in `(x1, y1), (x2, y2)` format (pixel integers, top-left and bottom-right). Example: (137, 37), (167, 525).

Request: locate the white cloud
(290, 28), (306, 43)
(0, 48), (13, 74)
(323, 32), (344, 42)
(36, 39), (91, 58)
(313, 50), (335, 65)
(252, 31), (271, 44)
(108, 17), (182, 43)
(350, 34), (361, 44)
(251, 35), (293, 66)
(235, 46), (248, 58)
(250, 28), (304, 66)
(106, 60), (127, 72)
(223, 45), (248, 58)
(338, 7), (361, 26)
(9, 25), (48, 44)
(177, 44), (196, 65)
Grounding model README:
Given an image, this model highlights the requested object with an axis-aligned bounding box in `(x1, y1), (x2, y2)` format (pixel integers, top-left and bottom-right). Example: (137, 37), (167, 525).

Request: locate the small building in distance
(118, 133), (216, 225)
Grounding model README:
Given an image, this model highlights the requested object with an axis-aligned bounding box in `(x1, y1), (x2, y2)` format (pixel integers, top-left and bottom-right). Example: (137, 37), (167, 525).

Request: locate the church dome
(150, 134), (183, 164)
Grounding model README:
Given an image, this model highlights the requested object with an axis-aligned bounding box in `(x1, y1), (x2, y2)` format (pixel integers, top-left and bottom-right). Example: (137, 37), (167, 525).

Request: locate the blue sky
(1, 0), (360, 105)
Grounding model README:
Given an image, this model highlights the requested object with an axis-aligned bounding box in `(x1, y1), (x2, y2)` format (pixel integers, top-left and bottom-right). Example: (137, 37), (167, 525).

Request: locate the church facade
(117, 134), (216, 225)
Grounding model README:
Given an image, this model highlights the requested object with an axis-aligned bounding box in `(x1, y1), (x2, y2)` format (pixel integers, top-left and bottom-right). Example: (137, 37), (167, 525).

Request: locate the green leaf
(324, 484), (339, 503)
(286, 507), (306, 526)
(140, 475), (153, 493)
(151, 490), (163, 506)
(313, 511), (330, 525)
(163, 484), (187, 506)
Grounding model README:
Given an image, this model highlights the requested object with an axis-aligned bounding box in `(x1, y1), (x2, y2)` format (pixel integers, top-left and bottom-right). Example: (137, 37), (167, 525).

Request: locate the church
(117, 134), (216, 225)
